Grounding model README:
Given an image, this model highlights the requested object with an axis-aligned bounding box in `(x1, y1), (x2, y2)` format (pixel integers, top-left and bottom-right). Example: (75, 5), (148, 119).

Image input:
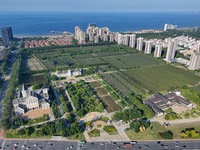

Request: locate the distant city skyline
(0, 0), (200, 12)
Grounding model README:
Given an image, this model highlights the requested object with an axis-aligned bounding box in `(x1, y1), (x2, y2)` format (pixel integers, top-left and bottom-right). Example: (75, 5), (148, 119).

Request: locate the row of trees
(1, 57), (22, 130)
(181, 128), (200, 139)
(16, 119), (83, 137)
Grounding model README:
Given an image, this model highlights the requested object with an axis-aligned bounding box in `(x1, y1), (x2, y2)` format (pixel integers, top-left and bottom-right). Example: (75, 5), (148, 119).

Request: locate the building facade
(164, 24), (177, 31)
(165, 40), (177, 62)
(188, 49), (200, 70)
(154, 44), (162, 57)
(144, 41), (152, 54)
(136, 37), (144, 51)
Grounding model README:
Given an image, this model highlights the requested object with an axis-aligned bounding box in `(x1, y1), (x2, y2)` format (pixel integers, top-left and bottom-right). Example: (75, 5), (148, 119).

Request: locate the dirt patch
(20, 108), (51, 120)
(170, 104), (193, 114)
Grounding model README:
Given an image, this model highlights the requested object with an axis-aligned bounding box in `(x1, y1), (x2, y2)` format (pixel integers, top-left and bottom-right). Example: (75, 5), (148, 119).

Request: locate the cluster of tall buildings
(75, 24), (117, 44)
(117, 34), (136, 48)
(1, 27), (13, 47)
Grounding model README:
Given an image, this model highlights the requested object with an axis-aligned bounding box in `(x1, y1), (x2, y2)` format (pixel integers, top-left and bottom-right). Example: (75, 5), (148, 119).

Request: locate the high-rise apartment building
(188, 44), (200, 70)
(136, 37), (144, 51)
(154, 44), (162, 58)
(74, 26), (85, 44)
(165, 40), (177, 62)
(129, 34), (136, 48)
(1, 27), (13, 46)
(164, 24), (177, 31)
(144, 41), (152, 54)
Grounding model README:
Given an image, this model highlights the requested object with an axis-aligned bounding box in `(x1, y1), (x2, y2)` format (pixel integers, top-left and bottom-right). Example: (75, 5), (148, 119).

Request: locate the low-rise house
(145, 92), (192, 117)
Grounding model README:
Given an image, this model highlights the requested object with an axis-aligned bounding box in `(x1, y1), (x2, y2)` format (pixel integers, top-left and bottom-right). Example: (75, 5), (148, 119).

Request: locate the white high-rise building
(164, 24), (177, 31)
(129, 34), (136, 48)
(75, 26), (86, 43)
(154, 44), (162, 58)
(188, 45), (200, 70)
(136, 37), (143, 51)
(165, 40), (177, 62)
(144, 41), (152, 54)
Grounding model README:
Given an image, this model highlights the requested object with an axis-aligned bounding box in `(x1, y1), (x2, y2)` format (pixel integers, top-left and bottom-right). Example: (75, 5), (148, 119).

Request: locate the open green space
(88, 129), (100, 138)
(68, 133), (86, 141)
(103, 125), (118, 135)
(125, 121), (200, 140)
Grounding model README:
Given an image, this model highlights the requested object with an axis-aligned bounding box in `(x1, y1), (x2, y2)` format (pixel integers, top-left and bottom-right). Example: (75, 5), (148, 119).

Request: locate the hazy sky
(0, 0), (200, 12)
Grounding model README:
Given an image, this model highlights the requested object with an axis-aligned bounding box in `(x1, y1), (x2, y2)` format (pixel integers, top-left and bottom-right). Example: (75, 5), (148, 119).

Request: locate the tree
(51, 74), (58, 81)
(159, 131), (173, 139)
(17, 128), (26, 135)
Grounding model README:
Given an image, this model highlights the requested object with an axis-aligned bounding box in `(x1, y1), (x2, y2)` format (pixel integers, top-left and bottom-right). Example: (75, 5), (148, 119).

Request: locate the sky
(0, 0), (200, 12)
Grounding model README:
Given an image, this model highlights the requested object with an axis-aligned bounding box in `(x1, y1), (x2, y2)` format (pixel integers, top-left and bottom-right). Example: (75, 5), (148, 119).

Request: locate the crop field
(103, 74), (133, 96)
(101, 95), (121, 113)
(87, 58), (106, 64)
(23, 45), (200, 96)
(102, 53), (161, 69)
(22, 56), (46, 71)
(124, 64), (200, 92)
(96, 88), (108, 96)
(22, 73), (48, 85)
(90, 81), (101, 88)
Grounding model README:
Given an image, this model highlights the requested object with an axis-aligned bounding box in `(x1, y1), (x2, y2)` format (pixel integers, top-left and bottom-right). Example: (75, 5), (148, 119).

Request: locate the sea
(0, 11), (200, 37)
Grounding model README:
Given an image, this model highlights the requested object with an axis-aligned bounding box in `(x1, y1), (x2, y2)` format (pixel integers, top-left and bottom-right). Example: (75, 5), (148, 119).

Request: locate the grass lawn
(68, 133), (85, 141)
(125, 122), (166, 140)
(167, 122), (200, 139)
(103, 125), (118, 135)
(88, 129), (100, 138)
(193, 85), (200, 92)
(4, 130), (51, 139)
(125, 121), (200, 140)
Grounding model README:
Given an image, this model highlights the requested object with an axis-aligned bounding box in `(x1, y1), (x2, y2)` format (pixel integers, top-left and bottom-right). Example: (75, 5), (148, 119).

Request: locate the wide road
(1, 139), (200, 150)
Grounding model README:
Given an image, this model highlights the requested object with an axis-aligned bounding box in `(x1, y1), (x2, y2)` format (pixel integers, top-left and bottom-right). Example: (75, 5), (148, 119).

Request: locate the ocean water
(0, 11), (200, 37)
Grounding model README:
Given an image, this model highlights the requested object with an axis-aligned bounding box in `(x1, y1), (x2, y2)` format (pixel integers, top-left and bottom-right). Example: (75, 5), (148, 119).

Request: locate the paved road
(1, 139), (200, 150)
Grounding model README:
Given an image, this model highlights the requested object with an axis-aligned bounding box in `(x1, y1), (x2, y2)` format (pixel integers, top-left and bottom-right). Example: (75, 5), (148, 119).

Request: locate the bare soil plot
(20, 108), (51, 120)
(101, 96), (121, 113)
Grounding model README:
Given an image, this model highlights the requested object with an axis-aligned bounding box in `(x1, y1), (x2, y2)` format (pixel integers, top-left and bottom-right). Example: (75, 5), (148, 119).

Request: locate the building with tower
(12, 84), (50, 115)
